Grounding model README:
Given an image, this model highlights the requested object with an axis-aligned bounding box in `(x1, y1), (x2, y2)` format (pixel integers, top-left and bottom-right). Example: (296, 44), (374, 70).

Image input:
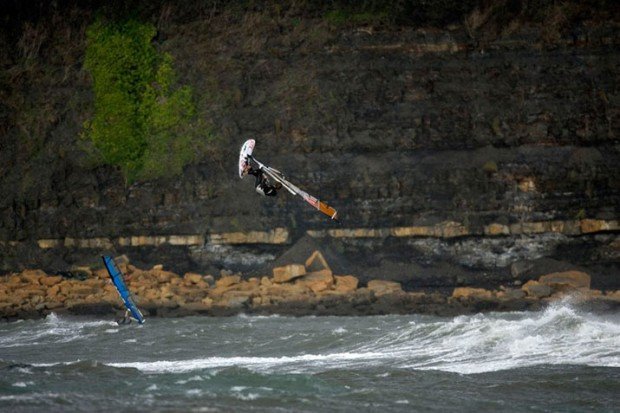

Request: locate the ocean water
(0, 302), (618, 412)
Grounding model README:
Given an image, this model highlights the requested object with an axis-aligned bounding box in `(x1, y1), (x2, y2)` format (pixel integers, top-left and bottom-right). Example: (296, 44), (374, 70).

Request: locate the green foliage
(83, 18), (206, 183)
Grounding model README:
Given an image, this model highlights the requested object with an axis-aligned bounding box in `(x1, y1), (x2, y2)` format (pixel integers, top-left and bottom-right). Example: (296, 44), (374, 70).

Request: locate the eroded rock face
(0, 9), (618, 293)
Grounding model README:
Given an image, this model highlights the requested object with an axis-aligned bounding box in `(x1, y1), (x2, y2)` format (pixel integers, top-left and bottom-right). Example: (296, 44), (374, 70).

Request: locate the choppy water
(1, 302), (619, 412)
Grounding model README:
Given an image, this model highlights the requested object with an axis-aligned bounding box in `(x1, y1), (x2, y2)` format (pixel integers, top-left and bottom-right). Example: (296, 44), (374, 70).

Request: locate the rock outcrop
(0, 4), (617, 294)
(1, 254), (618, 321)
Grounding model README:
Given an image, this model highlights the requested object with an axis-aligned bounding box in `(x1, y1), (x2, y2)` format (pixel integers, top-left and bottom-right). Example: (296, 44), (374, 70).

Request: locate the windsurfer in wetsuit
(118, 309), (133, 325)
(118, 309), (132, 325)
(242, 161), (281, 197)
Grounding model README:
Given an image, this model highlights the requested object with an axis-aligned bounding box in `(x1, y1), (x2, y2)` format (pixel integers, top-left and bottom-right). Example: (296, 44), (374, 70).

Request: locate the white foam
(18, 303), (619, 377)
(0, 395), (34, 401)
(234, 392), (260, 401)
(107, 352), (385, 373)
(231, 386), (247, 392)
(176, 375), (204, 384)
(44, 313), (116, 328)
(9, 366), (33, 375)
(237, 313), (281, 320)
(231, 386), (260, 401)
(32, 360), (83, 368)
(0, 313), (117, 348)
(388, 303), (620, 374)
(0, 392), (60, 402)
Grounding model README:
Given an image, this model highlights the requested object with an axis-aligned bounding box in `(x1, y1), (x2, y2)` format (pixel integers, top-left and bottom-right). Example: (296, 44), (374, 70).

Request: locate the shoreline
(3, 293), (619, 323)
(1, 252), (619, 322)
(6, 292), (620, 323)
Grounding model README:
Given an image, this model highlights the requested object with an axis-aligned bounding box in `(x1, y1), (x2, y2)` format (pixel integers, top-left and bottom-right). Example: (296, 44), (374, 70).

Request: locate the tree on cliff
(82, 18), (210, 183)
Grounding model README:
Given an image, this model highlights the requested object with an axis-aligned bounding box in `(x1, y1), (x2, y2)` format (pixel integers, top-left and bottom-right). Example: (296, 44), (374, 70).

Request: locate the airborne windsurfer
(242, 160), (281, 197)
(238, 139), (339, 221)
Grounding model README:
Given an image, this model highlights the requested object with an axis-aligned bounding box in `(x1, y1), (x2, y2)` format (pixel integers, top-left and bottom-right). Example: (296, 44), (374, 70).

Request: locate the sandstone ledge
(307, 218), (620, 239)
(2, 218), (618, 252)
(1, 258), (618, 322)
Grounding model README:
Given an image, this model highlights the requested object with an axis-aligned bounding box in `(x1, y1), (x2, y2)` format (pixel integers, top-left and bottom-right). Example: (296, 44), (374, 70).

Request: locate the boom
(250, 156), (339, 221)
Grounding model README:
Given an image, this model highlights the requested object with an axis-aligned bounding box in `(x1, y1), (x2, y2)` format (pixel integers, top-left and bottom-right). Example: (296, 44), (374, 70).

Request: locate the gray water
(1, 301), (619, 412)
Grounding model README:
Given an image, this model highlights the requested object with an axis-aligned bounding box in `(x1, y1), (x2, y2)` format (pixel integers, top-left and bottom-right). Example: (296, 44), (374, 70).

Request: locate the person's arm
(249, 169), (263, 186)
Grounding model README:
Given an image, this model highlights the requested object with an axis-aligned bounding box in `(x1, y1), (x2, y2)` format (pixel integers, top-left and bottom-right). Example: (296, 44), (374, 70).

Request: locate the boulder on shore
(215, 275), (241, 288)
(0, 251), (617, 321)
(333, 275), (359, 293)
(272, 264), (306, 283)
(522, 280), (552, 299)
(296, 269), (334, 293)
(538, 270), (591, 291)
(367, 280), (403, 296)
(452, 287), (494, 300)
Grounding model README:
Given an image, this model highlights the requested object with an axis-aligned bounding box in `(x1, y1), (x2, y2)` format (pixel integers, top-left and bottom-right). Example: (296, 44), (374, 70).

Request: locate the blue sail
(102, 256), (145, 324)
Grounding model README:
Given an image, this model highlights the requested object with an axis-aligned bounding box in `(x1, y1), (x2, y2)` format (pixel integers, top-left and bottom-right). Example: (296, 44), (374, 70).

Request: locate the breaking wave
(3, 303), (618, 376)
(0, 313), (117, 348)
(102, 303), (620, 375)
(376, 301), (620, 374)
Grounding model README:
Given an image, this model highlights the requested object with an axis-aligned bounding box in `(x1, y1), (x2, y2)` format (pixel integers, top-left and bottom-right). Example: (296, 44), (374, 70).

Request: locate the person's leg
(265, 186), (277, 196)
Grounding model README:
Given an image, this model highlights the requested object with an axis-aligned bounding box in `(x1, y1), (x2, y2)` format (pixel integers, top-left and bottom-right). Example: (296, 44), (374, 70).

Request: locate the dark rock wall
(0, 11), (618, 287)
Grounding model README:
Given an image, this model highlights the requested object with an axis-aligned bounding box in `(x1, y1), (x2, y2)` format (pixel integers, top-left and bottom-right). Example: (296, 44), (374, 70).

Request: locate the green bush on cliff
(83, 18), (206, 182)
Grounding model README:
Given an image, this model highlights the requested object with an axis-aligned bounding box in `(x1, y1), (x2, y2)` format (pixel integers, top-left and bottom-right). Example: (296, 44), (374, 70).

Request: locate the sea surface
(0, 301), (619, 412)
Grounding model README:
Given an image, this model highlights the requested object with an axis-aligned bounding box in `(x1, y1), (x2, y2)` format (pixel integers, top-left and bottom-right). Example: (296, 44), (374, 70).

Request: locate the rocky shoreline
(1, 250), (619, 322)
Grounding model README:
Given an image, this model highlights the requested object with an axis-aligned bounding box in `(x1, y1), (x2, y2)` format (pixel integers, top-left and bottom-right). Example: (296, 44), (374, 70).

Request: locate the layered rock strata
(0, 16), (618, 289)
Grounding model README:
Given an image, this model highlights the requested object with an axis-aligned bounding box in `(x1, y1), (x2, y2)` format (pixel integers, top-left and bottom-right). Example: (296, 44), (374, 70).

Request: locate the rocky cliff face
(0, 7), (618, 290)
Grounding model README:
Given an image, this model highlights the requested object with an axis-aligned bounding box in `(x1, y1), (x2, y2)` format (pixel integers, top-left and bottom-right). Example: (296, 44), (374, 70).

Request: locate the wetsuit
(117, 310), (133, 325)
(248, 168), (278, 197)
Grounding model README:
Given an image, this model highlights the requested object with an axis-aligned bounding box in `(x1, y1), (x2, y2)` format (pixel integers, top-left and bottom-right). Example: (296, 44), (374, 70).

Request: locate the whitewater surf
(1, 303), (618, 411)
